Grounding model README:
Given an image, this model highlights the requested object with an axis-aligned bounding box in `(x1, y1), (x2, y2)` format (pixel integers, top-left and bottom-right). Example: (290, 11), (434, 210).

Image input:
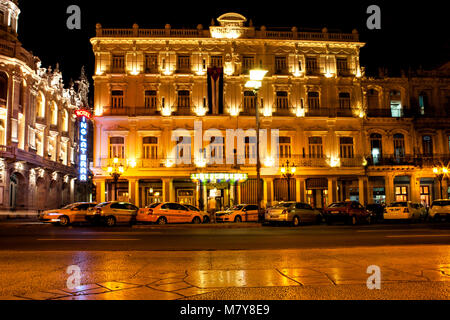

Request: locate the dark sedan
(323, 201), (372, 225)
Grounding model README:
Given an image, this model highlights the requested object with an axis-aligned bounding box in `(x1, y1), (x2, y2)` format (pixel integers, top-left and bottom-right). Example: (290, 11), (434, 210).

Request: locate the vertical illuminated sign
(76, 110), (91, 182)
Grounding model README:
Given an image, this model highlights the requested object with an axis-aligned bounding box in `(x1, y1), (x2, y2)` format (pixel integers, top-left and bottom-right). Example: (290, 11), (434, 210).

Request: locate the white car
(384, 202), (424, 221)
(429, 200), (450, 222)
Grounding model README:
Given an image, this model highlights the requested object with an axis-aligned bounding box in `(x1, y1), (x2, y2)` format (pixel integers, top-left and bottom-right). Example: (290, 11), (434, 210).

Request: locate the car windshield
(389, 202), (408, 208)
(186, 205), (200, 211)
(273, 203), (294, 209)
(328, 203), (347, 208)
(147, 203), (160, 209)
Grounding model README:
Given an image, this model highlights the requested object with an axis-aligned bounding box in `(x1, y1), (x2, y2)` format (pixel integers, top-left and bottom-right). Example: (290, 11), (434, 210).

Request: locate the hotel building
(91, 13), (450, 211)
(0, 0), (83, 212)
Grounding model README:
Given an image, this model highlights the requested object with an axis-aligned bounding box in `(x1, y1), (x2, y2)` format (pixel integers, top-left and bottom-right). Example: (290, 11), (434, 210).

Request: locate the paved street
(0, 220), (449, 300)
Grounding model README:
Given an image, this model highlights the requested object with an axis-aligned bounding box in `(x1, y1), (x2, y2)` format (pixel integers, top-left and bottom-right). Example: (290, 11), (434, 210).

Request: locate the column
(328, 178), (337, 205)
(203, 183), (208, 211)
(385, 174), (394, 205)
(299, 178), (306, 203)
(263, 179), (268, 209)
(266, 178), (274, 207)
(442, 178), (449, 199)
(358, 177), (368, 206)
(411, 174), (421, 203)
(229, 183), (235, 207)
(96, 180), (106, 203)
(296, 178), (301, 202)
(70, 178), (75, 204)
(237, 182), (241, 204)
(162, 178), (173, 203)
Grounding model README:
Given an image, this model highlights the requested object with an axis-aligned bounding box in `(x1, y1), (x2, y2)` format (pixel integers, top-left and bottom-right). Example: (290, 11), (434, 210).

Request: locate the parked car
(40, 202), (98, 227)
(85, 202), (139, 227)
(137, 202), (206, 225)
(383, 202), (423, 222)
(265, 202), (322, 227)
(323, 201), (372, 225)
(215, 204), (259, 223)
(366, 204), (385, 222)
(184, 204), (211, 223)
(429, 200), (450, 222)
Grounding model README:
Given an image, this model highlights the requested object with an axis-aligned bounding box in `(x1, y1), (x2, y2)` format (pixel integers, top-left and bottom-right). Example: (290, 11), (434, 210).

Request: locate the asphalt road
(1, 220), (449, 251)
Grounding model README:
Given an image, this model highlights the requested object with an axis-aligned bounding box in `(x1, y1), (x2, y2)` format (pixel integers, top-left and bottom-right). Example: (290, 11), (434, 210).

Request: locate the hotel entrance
(306, 178), (329, 209)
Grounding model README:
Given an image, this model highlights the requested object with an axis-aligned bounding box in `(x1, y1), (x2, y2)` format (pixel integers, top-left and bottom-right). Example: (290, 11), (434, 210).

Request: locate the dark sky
(17, 0), (449, 86)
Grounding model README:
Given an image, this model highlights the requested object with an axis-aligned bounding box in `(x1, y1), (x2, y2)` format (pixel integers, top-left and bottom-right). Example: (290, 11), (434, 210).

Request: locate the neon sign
(77, 110), (90, 182)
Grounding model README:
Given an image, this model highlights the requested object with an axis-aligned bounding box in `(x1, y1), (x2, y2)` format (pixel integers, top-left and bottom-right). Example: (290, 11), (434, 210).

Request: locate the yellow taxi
(40, 203), (98, 227)
(215, 204), (259, 223)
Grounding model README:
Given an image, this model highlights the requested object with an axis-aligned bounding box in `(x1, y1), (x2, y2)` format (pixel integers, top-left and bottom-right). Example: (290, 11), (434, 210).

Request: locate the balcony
(367, 109), (413, 118)
(367, 154), (450, 167)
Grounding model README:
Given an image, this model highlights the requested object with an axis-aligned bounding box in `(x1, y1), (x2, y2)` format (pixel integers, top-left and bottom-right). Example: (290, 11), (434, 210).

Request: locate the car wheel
(59, 216), (70, 227)
(325, 218), (333, 226)
(234, 216), (242, 223)
(433, 215), (441, 223)
(192, 217), (202, 224)
(316, 215), (323, 225)
(349, 216), (357, 226)
(157, 217), (167, 225)
(203, 216), (210, 224)
(105, 216), (116, 227)
(292, 216), (300, 227)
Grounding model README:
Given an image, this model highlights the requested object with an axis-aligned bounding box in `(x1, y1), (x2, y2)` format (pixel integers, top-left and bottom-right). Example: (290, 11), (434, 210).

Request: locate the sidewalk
(0, 210), (39, 221)
(1, 245), (449, 300)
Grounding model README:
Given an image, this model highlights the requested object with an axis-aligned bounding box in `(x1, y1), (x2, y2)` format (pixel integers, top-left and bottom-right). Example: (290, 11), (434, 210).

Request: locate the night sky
(16, 0), (449, 88)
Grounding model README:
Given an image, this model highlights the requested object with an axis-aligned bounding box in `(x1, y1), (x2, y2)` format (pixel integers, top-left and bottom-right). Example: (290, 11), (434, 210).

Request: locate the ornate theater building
(0, 0), (84, 213)
(91, 13), (450, 211)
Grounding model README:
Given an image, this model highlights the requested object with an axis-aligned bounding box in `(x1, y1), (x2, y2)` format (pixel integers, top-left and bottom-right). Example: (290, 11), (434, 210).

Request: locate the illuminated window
(144, 54), (158, 73)
(177, 55), (191, 72)
(177, 90), (190, 109)
(308, 92), (320, 110)
(36, 92), (45, 118)
(275, 56), (288, 74)
(242, 56), (254, 74)
(245, 137), (256, 161)
(51, 103), (58, 126)
(340, 137), (354, 159)
(339, 92), (351, 109)
(109, 137), (125, 159)
(208, 136), (224, 161)
(241, 91), (256, 114)
(306, 57), (319, 75)
(390, 90), (402, 118)
(276, 91), (289, 110)
(0, 72), (8, 103)
(62, 109), (69, 132)
(111, 90), (124, 108)
(419, 91), (429, 115)
(309, 137), (323, 159)
(370, 134), (383, 164)
(144, 90), (157, 109)
(112, 55), (125, 73)
(210, 56), (223, 68)
(336, 58), (349, 76)
(279, 137), (292, 159)
(395, 186), (408, 202)
(143, 137), (158, 160)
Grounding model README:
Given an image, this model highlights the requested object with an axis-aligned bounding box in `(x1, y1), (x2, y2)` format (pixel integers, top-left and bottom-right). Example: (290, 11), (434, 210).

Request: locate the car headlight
(47, 213), (60, 216)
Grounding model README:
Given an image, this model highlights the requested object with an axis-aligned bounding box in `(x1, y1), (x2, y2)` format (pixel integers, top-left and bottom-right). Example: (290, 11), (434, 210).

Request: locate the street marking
(358, 229), (430, 233)
(386, 235), (450, 238)
(37, 239), (141, 241)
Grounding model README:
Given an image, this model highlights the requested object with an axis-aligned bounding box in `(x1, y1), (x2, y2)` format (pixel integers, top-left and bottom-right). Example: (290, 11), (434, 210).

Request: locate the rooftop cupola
(0, 0), (20, 40)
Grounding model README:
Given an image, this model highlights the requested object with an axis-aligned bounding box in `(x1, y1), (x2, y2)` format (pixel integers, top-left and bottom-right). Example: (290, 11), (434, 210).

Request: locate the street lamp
(107, 158), (125, 201)
(281, 161), (297, 202)
(245, 68), (268, 219)
(433, 166), (449, 200)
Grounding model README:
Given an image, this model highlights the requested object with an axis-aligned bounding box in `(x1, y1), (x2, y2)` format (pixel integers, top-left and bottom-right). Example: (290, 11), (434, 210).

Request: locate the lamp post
(281, 161), (297, 201)
(107, 158), (125, 201)
(245, 69), (268, 219)
(433, 166), (449, 200)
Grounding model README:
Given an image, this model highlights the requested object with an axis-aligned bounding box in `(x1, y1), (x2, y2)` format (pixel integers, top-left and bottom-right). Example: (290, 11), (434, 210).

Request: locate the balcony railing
(367, 109), (413, 118)
(367, 155), (450, 167)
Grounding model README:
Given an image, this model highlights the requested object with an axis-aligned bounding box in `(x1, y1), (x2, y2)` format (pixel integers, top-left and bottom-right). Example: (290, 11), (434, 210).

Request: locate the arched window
(0, 72), (8, 102)
(367, 89), (379, 109)
(36, 92), (45, 118)
(393, 134), (405, 162)
(370, 134), (383, 164)
(62, 109), (69, 132)
(51, 103), (58, 126)
(422, 136), (433, 157)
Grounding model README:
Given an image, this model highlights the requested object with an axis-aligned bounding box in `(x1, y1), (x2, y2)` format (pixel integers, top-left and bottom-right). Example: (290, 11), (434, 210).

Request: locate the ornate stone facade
(91, 13), (450, 211)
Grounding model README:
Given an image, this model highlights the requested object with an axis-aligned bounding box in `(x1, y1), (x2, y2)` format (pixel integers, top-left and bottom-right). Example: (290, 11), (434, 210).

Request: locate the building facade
(0, 0), (82, 212)
(91, 13), (450, 211)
